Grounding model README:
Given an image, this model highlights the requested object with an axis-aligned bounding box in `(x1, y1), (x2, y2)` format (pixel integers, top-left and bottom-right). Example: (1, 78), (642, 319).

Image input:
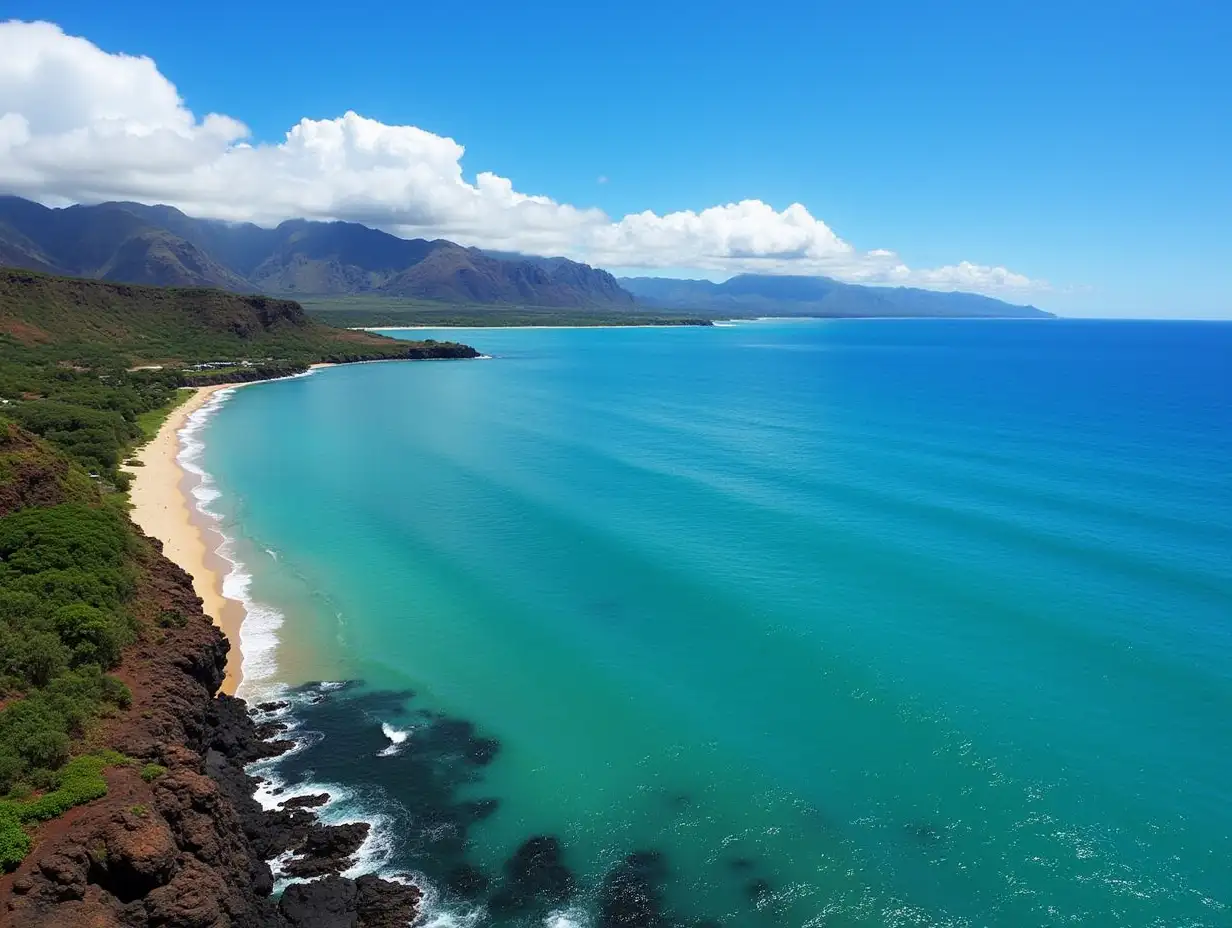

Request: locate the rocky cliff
(0, 528), (419, 928)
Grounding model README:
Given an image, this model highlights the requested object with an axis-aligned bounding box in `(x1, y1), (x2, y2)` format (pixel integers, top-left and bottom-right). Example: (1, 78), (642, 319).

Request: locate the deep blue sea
(188, 319), (1231, 927)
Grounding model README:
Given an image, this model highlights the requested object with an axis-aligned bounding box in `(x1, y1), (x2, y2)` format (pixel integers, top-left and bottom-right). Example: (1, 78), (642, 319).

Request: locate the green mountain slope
(0, 268), (477, 365)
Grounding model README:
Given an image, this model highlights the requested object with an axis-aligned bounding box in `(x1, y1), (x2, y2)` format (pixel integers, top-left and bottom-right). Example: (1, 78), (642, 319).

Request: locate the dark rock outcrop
(280, 874), (421, 928)
(282, 793), (330, 810)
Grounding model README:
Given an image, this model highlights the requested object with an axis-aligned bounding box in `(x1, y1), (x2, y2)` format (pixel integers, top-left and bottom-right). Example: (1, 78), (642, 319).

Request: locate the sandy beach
(126, 385), (247, 693)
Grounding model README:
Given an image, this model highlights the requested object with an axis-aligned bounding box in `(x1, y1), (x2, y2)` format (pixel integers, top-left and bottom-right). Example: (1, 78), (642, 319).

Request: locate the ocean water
(193, 319), (1231, 927)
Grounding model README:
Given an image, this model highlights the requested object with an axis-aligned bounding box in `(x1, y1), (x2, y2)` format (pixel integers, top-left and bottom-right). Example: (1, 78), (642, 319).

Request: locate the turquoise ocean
(184, 319), (1231, 927)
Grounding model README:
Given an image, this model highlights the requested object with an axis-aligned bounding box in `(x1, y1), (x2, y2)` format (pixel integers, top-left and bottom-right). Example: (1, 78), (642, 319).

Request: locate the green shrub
(0, 814), (32, 871)
(139, 763), (167, 783)
(0, 751), (126, 871)
(0, 667), (130, 786)
(100, 676), (131, 709)
(19, 731), (69, 771)
(0, 755), (23, 795)
(157, 610), (188, 629)
(53, 604), (122, 668)
(10, 631), (69, 687)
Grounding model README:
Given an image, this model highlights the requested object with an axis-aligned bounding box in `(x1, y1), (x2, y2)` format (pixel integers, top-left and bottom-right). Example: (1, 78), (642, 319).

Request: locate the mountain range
(0, 195), (1050, 318)
(0, 196), (633, 308)
(619, 274), (1051, 318)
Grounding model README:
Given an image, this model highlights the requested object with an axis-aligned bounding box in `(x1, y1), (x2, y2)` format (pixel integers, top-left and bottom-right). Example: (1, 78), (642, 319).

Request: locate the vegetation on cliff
(0, 751), (128, 869)
(0, 449), (146, 870)
(301, 295), (714, 328)
(0, 267), (478, 364)
(0, 267), (477, 878)
(0, 498), (138, 783)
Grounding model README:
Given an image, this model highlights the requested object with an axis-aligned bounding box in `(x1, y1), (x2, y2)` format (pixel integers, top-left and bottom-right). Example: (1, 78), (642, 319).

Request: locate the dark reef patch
(744, 877), (773, 905)
(489, 835), (577, 914)
(445, 862), (491, 898)
(662, 789), (692, 812)
(598, 850), (671, 928)
(903, 820), (946, 848)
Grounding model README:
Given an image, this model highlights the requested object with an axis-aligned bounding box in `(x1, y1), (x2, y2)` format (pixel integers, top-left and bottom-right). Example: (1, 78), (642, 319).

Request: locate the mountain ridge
(0, 195), (1050, 318)
(619, 273), (1052, 318)
(0, 197), (636, 309)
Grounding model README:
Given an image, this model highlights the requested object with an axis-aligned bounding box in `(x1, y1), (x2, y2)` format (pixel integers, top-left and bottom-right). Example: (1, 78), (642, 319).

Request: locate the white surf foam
(174, 386), (290, 702)
(378, 722), (411, 757)
(544, 908), (591, 928)
(176, 368), (334, 702)
(410, 875), (486, 928)
(245, 697), (410, 894)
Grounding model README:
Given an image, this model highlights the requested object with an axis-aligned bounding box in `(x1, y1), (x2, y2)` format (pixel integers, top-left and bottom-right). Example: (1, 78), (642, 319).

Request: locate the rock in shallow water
(279, 873), (421, 928)
(281, 792), (331, 810)
(489, 835), (576, 913)
(282, 821), (370, 878)
(445, 862), (490, 898)
(598, 850), (670, 928)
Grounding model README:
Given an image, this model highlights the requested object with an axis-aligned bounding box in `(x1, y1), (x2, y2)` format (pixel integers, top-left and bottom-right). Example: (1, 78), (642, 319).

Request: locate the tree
(14, 633), (69, 688)
(53, 604), (121, 668)
(19, 730), (69, 771)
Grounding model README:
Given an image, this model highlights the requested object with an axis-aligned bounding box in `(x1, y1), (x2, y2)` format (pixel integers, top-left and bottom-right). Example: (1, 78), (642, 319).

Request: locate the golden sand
(125, 385), (246, 693)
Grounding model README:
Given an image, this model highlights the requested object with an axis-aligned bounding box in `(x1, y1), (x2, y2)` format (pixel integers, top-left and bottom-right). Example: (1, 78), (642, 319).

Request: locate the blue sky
(1, 1), (1229, 317)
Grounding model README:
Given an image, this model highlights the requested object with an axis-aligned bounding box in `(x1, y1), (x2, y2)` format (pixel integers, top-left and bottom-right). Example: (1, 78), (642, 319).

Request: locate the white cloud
(0, 20), (1046, 296)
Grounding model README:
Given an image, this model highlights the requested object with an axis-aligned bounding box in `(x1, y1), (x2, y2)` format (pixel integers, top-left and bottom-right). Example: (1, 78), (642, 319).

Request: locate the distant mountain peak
(619, 273), (1050, 319)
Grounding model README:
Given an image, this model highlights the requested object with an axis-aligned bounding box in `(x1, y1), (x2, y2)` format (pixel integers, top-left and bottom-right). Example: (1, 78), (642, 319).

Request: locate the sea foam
(378, 722), (411, 757)
(176, 386), (288, 701)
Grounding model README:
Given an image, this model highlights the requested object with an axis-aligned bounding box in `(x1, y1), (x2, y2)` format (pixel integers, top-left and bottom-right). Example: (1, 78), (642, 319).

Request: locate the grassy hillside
(0, 268), (478, 365)
(301, 295), (714, 328)
(0, 268), (477, 487)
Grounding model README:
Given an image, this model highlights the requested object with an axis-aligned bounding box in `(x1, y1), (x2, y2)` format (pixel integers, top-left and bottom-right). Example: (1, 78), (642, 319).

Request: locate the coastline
(126, 365), (336, 695)
(126, 384), (248, 693)
(360, 323), (704, 330)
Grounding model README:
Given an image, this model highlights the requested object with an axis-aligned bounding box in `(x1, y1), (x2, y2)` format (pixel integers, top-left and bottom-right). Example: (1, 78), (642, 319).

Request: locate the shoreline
(126, 364), (336, 695)
(360, 323), (707, 331)
(126, 385), (248, 693)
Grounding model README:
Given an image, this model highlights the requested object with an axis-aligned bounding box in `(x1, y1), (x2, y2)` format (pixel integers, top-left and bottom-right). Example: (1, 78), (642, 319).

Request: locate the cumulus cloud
(0, 20), (1046, 295)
